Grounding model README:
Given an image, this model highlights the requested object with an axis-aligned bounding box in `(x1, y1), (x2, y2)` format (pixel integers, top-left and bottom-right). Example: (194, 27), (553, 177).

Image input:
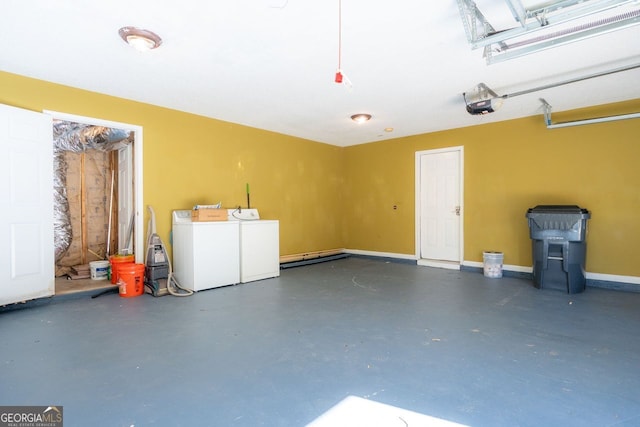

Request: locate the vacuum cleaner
(145, 206), (193, 297)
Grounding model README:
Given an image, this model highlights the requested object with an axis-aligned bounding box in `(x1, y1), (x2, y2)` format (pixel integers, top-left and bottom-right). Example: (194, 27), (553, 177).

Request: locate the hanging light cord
(338, 0), (342, 72)
(334, 0), (351, 87)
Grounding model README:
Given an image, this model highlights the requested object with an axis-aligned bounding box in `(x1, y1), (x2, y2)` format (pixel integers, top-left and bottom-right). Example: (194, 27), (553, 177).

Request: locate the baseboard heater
(280, 249), (349, 269)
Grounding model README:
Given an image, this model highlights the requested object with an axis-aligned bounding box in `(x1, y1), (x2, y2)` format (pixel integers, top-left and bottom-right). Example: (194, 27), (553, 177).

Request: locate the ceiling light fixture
(119, 26), (163, 51)
(351, 114), (372, 123)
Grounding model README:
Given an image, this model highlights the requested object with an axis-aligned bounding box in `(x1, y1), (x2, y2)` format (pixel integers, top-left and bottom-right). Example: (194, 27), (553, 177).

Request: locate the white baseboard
(344, 249), (417, 261)
(463, 260), (640, 286)
(586, 272), (640, 285)
(343, 250), (640, 287)
(463, 260), (532, 273)
(417, 259), (461, 270)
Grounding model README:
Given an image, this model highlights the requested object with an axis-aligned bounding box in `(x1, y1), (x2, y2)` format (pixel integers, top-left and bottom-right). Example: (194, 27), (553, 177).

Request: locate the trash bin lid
(525, 205), (591, 226)
(526, 205), (590, 215)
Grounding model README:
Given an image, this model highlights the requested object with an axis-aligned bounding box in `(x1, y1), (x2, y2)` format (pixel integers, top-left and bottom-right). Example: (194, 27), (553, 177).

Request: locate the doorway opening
(47, 111), (143, 296)
(415, 146), (464, 270)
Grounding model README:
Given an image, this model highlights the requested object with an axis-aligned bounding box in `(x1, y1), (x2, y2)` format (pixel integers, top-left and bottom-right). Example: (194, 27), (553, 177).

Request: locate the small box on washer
(191, 209), (227, 222)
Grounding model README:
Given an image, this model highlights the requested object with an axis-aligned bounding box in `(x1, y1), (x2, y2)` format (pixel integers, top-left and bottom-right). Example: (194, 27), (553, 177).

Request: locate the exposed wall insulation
(52, 120), (131, 277)
(55, 150), (115, 277)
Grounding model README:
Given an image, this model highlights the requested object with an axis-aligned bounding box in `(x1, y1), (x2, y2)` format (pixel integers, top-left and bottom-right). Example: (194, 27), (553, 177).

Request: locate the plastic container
(109, 254), (135, 284)
(89, 260), (110, 280)
(483, 251), (503, 278)
(118, 263), (146, 298)
(526, 205), (590, 241)
(531, 240), (587, 294)
(526, 205), (590, 294)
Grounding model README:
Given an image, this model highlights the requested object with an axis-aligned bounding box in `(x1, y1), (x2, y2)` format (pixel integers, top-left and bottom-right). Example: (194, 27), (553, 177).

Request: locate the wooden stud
(80, 153), (87, 265)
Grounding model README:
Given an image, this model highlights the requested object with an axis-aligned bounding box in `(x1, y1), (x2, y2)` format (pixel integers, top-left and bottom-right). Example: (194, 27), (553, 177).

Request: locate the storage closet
(53, 120), (132, 293)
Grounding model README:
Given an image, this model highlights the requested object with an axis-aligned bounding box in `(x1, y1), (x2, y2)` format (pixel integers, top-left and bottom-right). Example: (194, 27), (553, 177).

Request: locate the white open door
(416, 147), (463, 269)
(0, 104), (54, 305)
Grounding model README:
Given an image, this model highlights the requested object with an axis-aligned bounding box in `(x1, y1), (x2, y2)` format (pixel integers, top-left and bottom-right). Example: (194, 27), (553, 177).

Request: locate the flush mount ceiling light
(351, 114), (372, 123)
(118, 26), (162, 51)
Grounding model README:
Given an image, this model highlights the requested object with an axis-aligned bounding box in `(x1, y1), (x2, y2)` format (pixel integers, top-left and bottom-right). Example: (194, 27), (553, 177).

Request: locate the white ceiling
(1, 1), (639, 147)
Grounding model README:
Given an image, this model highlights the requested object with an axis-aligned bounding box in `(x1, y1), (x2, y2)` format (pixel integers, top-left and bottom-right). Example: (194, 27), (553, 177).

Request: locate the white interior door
(0, 104), (54, 306)
(417, 147), (462, 266)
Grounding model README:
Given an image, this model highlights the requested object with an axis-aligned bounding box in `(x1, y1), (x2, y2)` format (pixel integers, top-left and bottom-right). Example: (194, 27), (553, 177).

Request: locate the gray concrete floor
(1, 257), (639, 426)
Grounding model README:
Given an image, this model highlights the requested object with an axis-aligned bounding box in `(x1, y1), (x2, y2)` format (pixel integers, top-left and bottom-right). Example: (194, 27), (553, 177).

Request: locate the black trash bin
(526, 205), (591, 294)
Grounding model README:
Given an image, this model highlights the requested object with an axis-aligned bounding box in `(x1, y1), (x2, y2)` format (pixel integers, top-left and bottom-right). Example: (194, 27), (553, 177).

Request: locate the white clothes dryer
(172, 210), (240, 291)
(227, 209), (280, 283)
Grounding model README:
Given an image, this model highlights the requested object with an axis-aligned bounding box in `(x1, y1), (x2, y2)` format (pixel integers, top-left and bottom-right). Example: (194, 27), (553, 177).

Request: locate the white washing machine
(227, 209), (280, 283)
(172, 210), (240, 291)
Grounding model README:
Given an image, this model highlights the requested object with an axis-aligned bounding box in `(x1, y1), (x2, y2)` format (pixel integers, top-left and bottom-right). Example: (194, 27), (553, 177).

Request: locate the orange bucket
(117, 263), (146, 298)
(109, 254), (135, 284)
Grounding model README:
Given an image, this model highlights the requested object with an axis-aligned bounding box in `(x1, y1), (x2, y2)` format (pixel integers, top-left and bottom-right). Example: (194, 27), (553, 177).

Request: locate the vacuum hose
(165, 248), (193, 297)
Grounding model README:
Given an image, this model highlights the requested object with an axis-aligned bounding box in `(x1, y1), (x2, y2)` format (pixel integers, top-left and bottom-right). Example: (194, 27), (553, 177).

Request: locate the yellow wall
(344, 100), (640, 277)
(0, 71), (344, 257)
(1, 71), (639, 278)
